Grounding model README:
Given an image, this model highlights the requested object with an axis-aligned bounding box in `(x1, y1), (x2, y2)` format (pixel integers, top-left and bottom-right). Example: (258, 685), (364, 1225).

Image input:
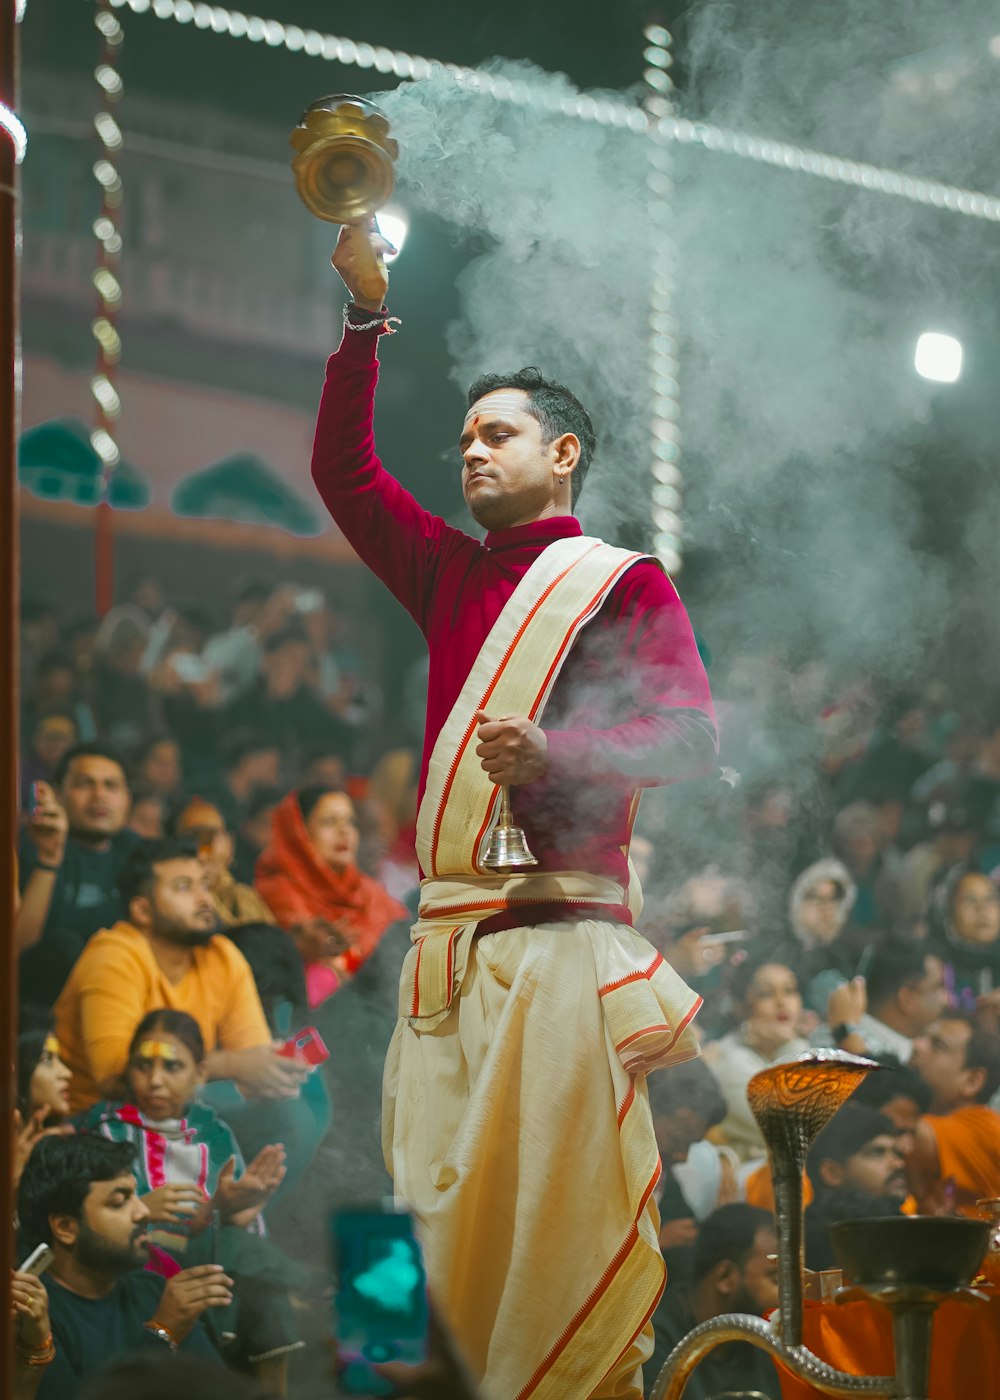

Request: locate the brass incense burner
(290, 94), (399, 304)
(650, 1051), (989, 1400)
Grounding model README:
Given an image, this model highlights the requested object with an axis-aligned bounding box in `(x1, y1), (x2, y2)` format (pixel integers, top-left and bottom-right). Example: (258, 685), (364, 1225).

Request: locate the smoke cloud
(375, 0), (1000, 884)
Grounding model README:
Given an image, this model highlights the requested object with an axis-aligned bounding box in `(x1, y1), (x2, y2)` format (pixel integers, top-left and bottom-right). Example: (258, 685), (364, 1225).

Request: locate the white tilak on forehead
(463, 392), (529, 425)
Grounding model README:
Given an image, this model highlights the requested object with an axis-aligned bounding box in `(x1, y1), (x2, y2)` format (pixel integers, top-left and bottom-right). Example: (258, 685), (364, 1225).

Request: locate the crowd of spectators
(10, 580), (1000, 1398)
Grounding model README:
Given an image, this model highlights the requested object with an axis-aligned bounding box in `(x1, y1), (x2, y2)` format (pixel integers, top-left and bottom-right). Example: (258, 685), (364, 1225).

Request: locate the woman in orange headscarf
(255, 787), (408, 1006)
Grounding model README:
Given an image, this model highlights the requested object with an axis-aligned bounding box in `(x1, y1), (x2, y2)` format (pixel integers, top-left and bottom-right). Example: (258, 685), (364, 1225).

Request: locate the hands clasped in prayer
(473, 712), (548, 786)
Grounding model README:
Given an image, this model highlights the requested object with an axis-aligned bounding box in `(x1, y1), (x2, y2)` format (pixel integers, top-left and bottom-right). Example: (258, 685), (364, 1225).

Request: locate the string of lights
(643, 25), (683, 578)
(91, 0), (125, 484)
(103, 0), (1000, 224)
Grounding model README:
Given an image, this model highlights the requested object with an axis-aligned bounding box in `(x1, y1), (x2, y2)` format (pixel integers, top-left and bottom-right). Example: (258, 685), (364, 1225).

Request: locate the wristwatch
(831, 1022), (860, 1044)
(142, 1322), (178, 1353)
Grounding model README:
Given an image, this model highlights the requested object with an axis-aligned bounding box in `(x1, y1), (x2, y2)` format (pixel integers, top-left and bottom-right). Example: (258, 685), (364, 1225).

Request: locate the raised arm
(311, 223), (471, 631)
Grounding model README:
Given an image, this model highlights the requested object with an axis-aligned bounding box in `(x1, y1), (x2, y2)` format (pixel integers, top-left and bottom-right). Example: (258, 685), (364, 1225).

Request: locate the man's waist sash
(400, 871), (702, 1076)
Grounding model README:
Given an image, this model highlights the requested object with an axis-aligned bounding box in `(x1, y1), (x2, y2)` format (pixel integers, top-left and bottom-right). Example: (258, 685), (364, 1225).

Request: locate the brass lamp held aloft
(290, 94), (399, 304)
(481, 786), (539, 873)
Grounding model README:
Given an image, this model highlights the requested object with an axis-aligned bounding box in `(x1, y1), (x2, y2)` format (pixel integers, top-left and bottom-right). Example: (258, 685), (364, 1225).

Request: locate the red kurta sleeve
(541, 560), (718, 787)
(310, 328), (469, 633)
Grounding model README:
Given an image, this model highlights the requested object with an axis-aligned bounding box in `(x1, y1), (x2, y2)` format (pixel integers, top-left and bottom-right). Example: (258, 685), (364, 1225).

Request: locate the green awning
(170, 452), (321, 536)
(18, 418), (151, 510)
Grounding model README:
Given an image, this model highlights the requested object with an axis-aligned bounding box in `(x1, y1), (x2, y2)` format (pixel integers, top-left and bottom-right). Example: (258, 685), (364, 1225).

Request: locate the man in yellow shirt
(55, 837), (311, 1114)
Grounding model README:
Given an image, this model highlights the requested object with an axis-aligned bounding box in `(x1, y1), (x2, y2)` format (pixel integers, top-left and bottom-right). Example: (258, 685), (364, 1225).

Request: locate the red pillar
(0, 0), (23, 1388)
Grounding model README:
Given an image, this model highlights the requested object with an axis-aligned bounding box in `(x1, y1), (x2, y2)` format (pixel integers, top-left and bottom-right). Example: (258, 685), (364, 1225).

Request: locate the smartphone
(18, 1243), (54, 1278)
(331, 1204), (429, 1396)
(699, 929), (749, 946)
(277, 1025), (330, 1066)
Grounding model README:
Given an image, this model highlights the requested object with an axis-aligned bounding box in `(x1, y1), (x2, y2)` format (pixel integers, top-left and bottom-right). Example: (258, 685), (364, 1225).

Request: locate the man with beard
(15, 1136), (228, 1396)
(54, 837), (310, 1113)
(804, 1105), (909, 1270)
(643, 1204), (781, 1398)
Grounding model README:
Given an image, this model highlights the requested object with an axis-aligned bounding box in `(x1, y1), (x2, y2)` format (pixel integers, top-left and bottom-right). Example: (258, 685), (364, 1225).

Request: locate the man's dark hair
(18, 1135), (137, 1247)
(466, 366), (596, 509)
(850, 1056), (932, 1114)
(54, 740), (129, 790)
(691, 1204), (774, 1285)
(865, 940), (933, 1011)
(128, 1008), (205, 1066)
(943, 1012), (1000, 1103)
(646, 1057), (726, 1129)
(806, 1105), (896, 1189)
(119, 836), (200, 908)
(221, 729), (279, 773)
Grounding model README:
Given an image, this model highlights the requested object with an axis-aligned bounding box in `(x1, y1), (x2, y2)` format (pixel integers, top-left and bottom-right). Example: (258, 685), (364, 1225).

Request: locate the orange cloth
(55, 920), (271, 1111)
(745, 1162), (814, 1212)
(775, 1291), (1000, 1399)
(255, 792), (407, 968)
(924, 1104), (1000, 1216)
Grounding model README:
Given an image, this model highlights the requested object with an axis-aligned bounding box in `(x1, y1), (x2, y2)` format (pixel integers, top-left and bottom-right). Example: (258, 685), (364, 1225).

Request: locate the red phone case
(277, 1025), (329, 1065)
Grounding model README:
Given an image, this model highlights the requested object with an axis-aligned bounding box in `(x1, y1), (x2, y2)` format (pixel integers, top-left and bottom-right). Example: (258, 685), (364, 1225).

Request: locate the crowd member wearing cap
(786, 857), (857, 1015)
(804, 1105), (909, 1270)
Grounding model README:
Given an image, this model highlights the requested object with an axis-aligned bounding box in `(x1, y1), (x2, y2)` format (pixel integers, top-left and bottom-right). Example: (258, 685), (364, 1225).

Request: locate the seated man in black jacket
(644, 1203), (782, 1398)
(15, 1136), (229, 1398)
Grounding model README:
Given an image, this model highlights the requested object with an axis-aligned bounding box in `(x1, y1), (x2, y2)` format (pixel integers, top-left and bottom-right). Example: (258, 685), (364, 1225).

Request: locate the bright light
(376, 210), (408, 264)
(0, 103), (27, 163)
(989, 35), (1000, 59)
(914, 331), (963, 383)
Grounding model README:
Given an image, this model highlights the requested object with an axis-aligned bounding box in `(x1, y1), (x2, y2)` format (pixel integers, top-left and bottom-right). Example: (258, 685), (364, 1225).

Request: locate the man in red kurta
(312, 225), (718, 1399)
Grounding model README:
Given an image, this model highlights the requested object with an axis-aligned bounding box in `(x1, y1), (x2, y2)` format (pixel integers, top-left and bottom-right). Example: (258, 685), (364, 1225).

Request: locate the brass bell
(480, 786), (539, 873)
(290, 94), (399, 225)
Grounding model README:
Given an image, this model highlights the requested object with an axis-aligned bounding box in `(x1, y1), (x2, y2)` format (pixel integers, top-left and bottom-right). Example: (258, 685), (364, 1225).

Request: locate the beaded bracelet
(343, 302), (402, 335)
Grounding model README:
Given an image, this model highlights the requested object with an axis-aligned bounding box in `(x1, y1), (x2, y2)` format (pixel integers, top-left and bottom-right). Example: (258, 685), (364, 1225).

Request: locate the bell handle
(496, 784), (513, 829)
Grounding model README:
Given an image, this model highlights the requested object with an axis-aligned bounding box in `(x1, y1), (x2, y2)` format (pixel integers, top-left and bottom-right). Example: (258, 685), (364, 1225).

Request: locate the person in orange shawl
(255, 786), (407, 1007)
(908, 1013), (1000, 1215)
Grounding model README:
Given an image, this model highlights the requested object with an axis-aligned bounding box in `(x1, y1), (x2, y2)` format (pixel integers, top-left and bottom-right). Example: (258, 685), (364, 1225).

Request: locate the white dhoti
(384, 537), (703, 1398)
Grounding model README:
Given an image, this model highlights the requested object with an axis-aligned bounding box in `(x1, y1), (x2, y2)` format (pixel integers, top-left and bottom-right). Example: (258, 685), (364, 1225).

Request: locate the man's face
(59, 755), (130, 843)
(912, 1017), (975, 1111)
(879, 1094), (922, 1158)
(733, 1227), (780, 1316)
(71, 1174), (150, 1275)
(652, 1106), (709, 1165)
(138, 858), (217, 944)
(459, 390), (573, 531)
(842, 1134), (908, 1200)
(898, 955), (949, 1034)
(798, 879), (845, 946)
